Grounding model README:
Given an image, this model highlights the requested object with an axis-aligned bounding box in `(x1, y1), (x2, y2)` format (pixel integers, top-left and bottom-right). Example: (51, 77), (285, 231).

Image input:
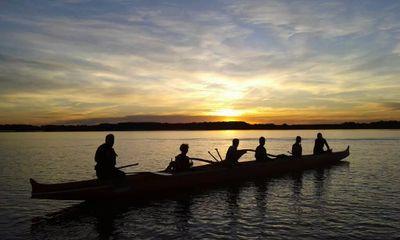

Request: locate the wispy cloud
(0, 0), (399, 124)
(380, 102), (400, 111)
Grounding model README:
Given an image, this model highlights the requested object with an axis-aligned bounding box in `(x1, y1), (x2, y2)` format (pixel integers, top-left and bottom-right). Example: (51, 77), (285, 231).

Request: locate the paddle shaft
(190, 158), (216, 164)
(243, 149), (256, 152)
(117, 163), (139, 169)
(215, 148), (223, 161)
(208, 151), (219, 162)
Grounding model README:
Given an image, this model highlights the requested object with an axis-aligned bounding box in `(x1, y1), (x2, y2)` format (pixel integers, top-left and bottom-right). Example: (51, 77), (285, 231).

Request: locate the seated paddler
(313, 132), (331, 155)
(165, 144), (193, 172)
(94, 134), (125, 180)
(225, 138), (254, 165)
(291, 136), (302, 158)
(255, 137), (277, 161)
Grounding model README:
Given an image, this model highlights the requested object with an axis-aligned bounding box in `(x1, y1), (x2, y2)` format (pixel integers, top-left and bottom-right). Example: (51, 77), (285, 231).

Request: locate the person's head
(105, 134), (114, 146)
(317, 132), (323, 139)
(259, 137), (265, 146)
(232, 138), (239, 147)
(296, 136), (301, 143)
(179, 143), (189, 154)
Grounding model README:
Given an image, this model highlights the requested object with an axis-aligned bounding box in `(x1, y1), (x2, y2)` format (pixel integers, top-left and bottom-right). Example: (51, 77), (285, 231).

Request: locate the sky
(0, 0), (399, 125)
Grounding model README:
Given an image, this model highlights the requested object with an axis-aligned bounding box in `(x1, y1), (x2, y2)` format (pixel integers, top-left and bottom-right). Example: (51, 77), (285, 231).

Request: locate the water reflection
(291, 172), (303, 200)
(314, 161), (349, 199)
(254, 179), (270, 234)
(255, 179), (269, 209)
(92, 202), (125, 240)
(30, 202), (88, 238)
(30, 162), (350, 240)
(173, 197), (193, 236)
(31, 200), (130, 239)
(226, 185), (241, 238)
(314, 168), (326, 198)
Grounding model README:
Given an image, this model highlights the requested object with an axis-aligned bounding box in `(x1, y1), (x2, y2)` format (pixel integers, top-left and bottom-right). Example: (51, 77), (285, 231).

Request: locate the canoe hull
(30, 147), (350, 201)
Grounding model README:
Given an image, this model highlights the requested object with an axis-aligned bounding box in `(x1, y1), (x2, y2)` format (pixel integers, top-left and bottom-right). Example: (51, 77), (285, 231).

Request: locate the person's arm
(313, 140), (317, 154)
(300, 146), (302, 156)
(94, 147), (100, 163)
(236, 149), (248, 156)
(112, 148), (118, 167)
(165, 160), (176, 172)
(324, 139), (331, 150)
(235, 149), (250, 161)
(225, 147), (232, 161)
(188, 156), (193, 166)
(241, 149), (255, 152)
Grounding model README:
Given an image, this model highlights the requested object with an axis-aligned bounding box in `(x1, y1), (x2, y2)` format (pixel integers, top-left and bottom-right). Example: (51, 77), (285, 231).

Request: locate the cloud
(227, 0), (396, 38)
(0, 0), (399, 124)
(380, 102), (400, 111)
(54, 114), (230, 125)
(394, 45), (400, 56)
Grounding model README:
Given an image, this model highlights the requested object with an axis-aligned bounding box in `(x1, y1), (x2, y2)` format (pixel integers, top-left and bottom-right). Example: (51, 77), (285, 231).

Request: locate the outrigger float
(30, 147), (349, 201)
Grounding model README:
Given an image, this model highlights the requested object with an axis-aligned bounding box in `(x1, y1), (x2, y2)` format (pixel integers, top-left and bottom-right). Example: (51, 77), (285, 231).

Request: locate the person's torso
(314, 138), (325, 148)
(292, 143), (302, 156)
(175, 154), (190, 170)
(314, 138), (326, 154)
(95, 144), (117, 168)
(255, 145), (267, 160)
(226, 146), (237, 162)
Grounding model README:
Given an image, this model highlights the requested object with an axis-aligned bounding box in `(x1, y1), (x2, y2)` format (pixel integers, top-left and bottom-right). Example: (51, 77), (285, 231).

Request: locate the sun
(214, 109), (242, 117)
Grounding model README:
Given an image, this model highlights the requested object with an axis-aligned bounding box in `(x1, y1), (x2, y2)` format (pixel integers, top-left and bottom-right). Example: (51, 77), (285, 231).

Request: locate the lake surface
(0, 130), (399, 239)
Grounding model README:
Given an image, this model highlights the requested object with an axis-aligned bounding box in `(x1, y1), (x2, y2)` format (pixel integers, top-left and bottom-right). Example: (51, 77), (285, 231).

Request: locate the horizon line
(1, 120), (399, 128)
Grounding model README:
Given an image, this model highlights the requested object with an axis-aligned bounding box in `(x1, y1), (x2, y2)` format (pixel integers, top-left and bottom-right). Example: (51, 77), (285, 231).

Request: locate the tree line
(1, 120), (399, 131)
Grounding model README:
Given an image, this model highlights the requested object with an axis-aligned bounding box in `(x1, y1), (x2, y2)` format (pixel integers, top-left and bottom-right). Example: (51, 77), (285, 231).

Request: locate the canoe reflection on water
(30, 161), (349, 239)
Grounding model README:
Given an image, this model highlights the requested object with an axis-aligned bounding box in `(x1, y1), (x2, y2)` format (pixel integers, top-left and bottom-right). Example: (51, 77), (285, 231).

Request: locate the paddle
(243, 149), (256, 152)
(270, 154), (288, 159)
(189, 158), (216, 164)
(208, 151), (219, 162)
(215, 148), (223, 161)
(116, 163), (139, 169)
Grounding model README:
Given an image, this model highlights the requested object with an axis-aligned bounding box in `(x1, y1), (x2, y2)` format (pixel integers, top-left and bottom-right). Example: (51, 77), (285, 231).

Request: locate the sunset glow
(0, 1), (399, 124)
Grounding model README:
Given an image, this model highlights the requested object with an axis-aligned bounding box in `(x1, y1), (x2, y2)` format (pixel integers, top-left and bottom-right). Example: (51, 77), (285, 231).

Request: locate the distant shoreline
(0, 120), (399, 132)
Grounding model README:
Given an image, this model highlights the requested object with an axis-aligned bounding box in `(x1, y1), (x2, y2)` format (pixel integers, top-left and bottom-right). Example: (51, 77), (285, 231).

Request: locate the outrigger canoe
(30, 147), (349, 201)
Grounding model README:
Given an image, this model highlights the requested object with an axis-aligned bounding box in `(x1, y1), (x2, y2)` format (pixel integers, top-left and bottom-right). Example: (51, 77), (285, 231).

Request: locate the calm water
(0, 130), (399, 240)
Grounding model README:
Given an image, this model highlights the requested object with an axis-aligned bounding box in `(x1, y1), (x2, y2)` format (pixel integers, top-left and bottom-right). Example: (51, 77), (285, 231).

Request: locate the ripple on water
(1, 131), (400, 239)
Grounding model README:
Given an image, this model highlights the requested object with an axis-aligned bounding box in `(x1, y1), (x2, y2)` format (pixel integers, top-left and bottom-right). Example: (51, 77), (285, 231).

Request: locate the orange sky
(0, 1), (399, 124)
